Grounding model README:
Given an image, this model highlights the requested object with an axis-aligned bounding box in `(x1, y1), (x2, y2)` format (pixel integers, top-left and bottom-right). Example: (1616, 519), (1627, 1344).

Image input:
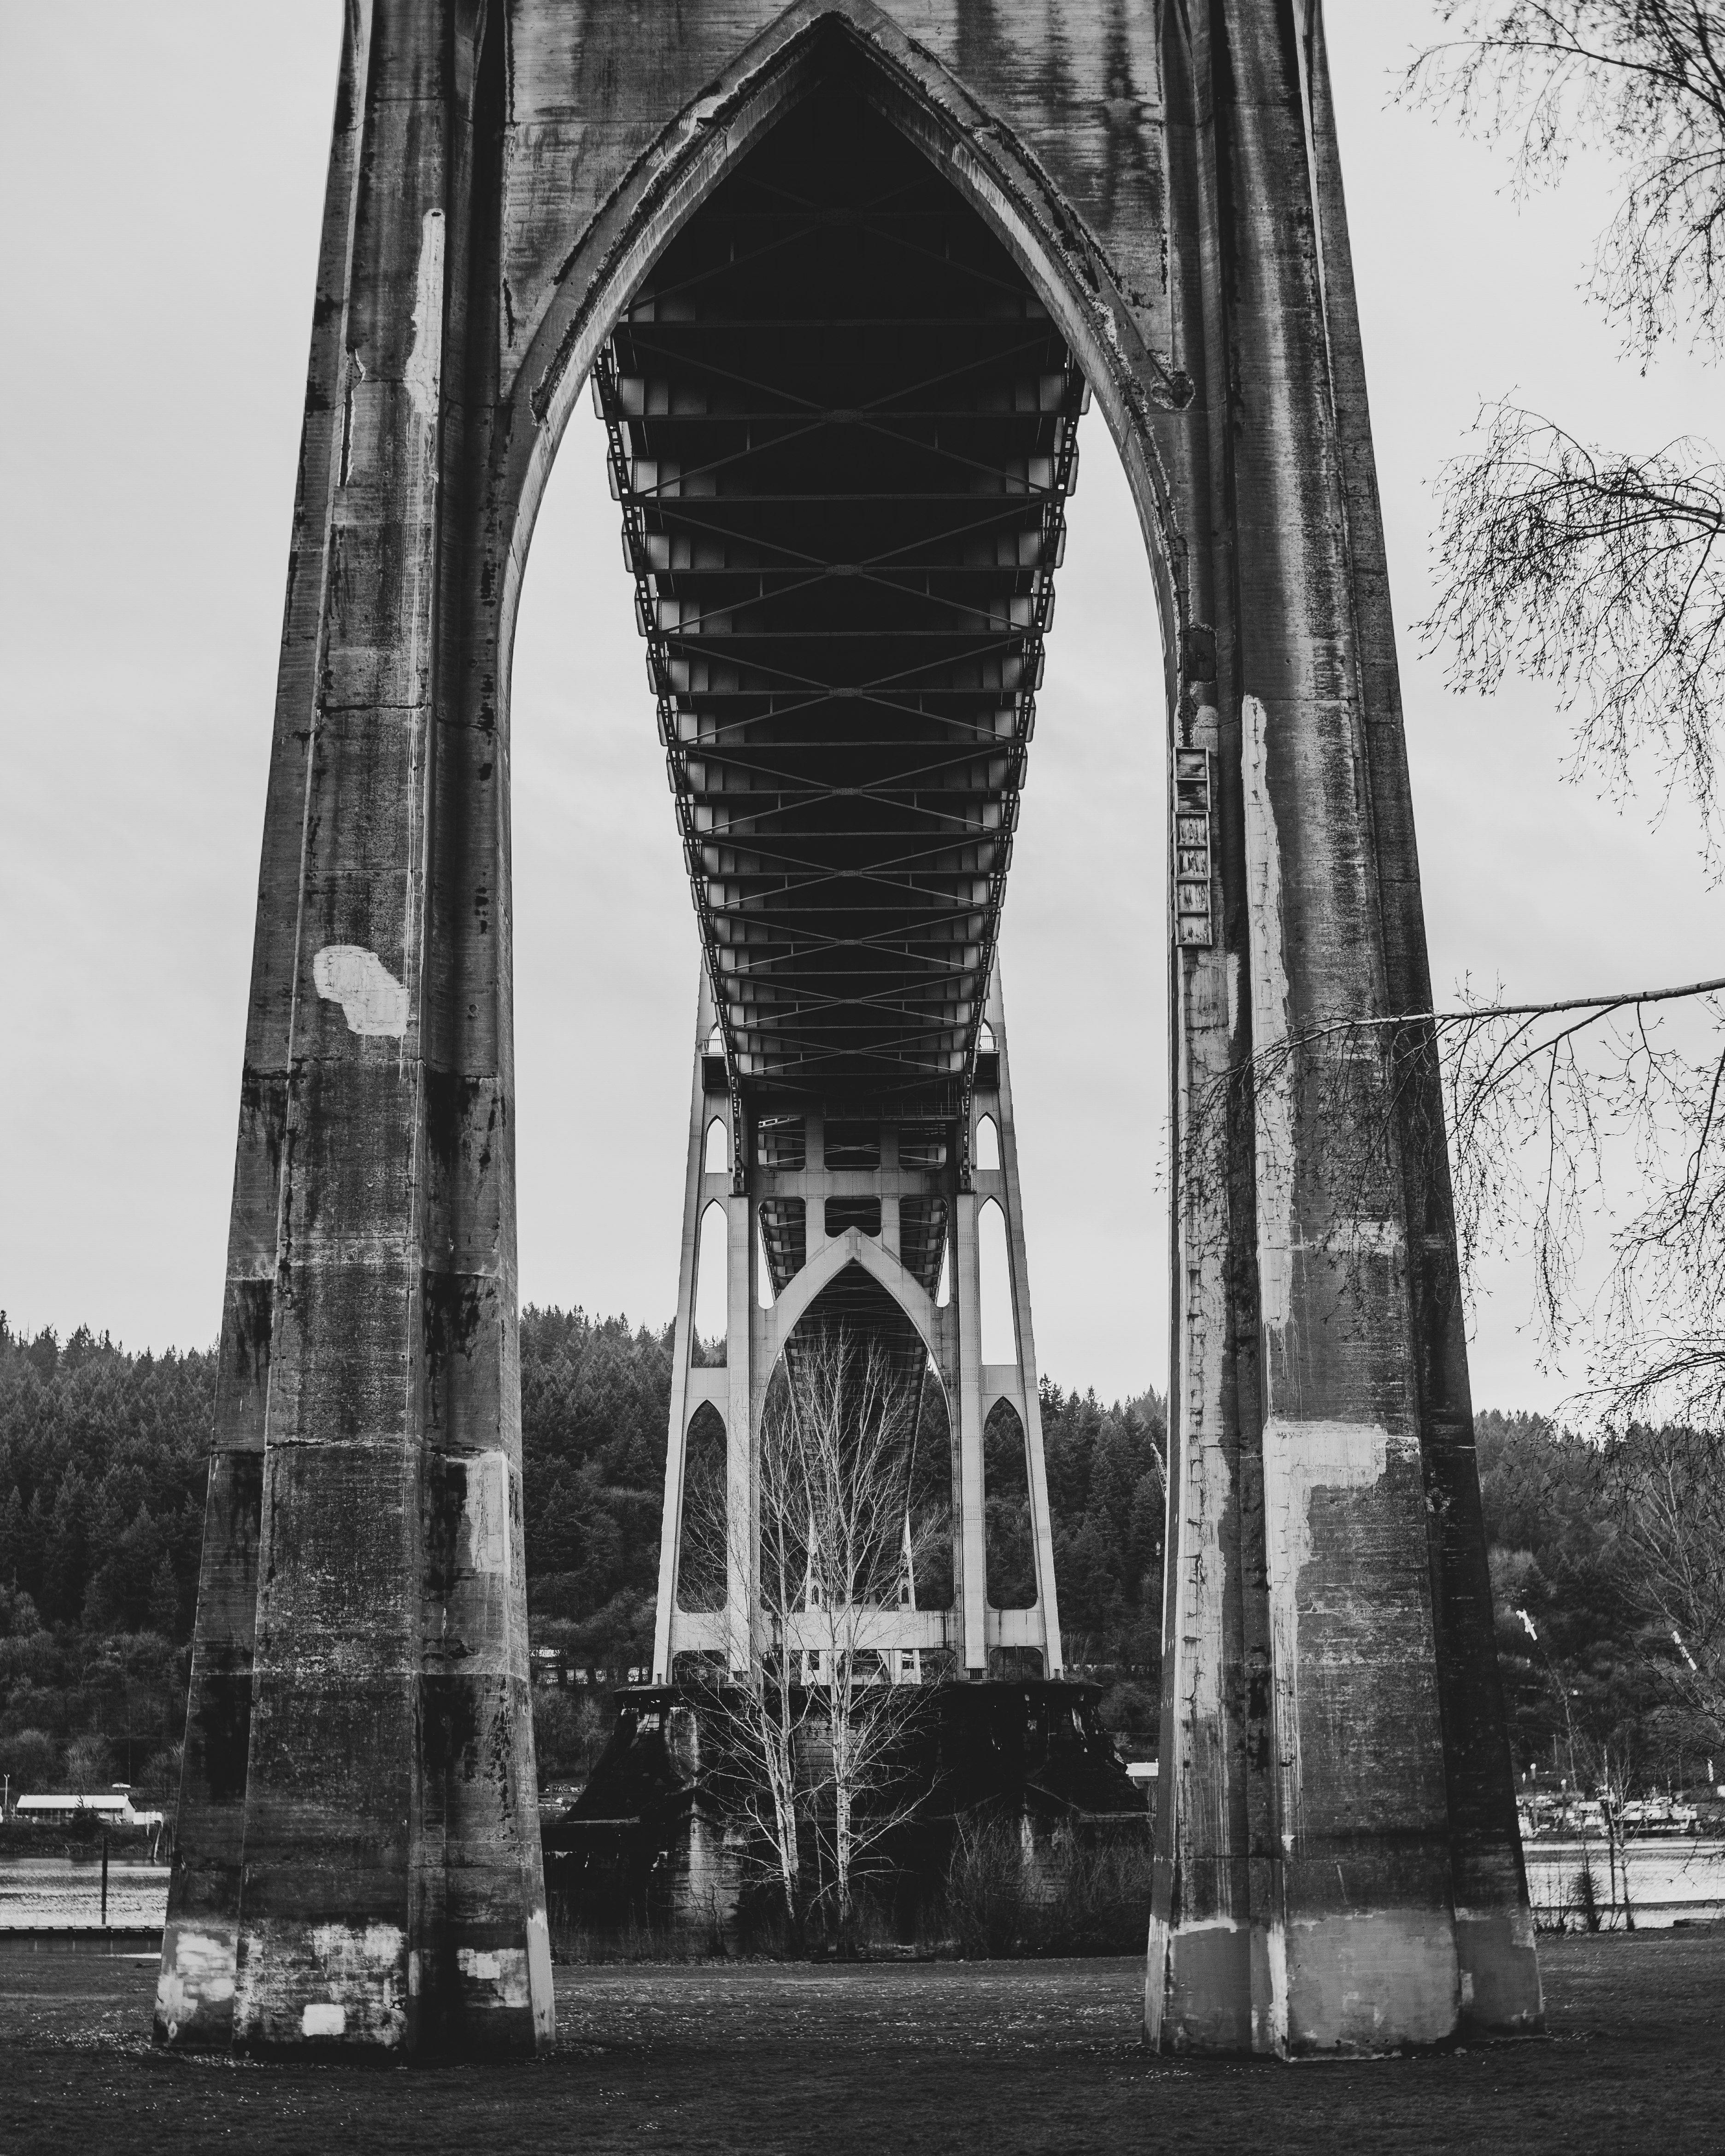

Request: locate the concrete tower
(652, 964), (1063, 1686)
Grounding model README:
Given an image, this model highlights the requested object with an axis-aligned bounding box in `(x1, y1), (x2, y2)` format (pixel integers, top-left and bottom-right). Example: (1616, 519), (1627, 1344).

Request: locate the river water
(0, 1857), (170, 1929)
(2, 1842), (1721, 1934)
(1521, 1837), (1725, 1929)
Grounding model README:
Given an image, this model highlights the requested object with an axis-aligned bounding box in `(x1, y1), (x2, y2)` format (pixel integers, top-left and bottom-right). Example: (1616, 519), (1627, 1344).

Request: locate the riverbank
(1522, 1836), (1725, 1929)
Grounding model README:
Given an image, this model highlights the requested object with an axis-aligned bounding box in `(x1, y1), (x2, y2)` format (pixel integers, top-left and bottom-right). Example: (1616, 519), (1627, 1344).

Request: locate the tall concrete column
(951, 1189), (988, 1675)
(652, 976), (723, 1681)
(158, 0), (549, 2057)
(154, 8), (377, 2051)
(1301, 6), (1536, 2024)
(1147, 0), (1542, 2054)
(980, 972), (1064, 1680)
(725, 1176), (757, 1673)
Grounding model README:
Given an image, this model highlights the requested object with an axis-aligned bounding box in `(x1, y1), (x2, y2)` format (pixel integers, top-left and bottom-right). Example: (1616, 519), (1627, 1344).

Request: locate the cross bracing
(594, 87), (1085, 1123)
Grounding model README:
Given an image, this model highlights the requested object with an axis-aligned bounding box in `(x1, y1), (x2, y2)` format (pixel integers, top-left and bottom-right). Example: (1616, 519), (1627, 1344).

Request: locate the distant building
(15, 1791), (158, 1826)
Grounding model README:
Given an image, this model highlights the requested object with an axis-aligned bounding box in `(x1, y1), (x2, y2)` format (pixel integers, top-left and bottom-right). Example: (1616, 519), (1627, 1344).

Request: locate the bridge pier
(157, 0), (550, 2056)
(1144, 0), (1542, 2056)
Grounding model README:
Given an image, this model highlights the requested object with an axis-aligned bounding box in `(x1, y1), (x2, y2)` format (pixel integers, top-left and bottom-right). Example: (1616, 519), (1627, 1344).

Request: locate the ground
(0, 1931), (1720, 2155)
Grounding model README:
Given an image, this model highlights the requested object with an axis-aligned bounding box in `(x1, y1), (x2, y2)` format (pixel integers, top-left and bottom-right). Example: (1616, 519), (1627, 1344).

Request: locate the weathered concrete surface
(164, 0), (1536, 2057)
(159, 1), (550, 2058)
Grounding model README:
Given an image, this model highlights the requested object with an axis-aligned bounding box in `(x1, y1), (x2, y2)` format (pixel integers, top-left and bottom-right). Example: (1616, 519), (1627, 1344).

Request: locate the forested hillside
(1478, 1412), (1722, 1790)
(0, 1311), (1716, 1803)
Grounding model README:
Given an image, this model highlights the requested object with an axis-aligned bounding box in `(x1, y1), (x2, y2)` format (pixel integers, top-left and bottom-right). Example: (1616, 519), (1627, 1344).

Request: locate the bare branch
(1601, 1426), (1725, 1740)
(1193, 973), (1725, 1429)
(1421, 402), (1725, 833)
(1403, 2), (1725, 353)
(684, 1327), (939, 1933)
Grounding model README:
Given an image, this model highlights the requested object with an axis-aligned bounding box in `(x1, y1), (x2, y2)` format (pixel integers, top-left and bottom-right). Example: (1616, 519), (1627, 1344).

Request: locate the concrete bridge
(155, 0), (1541, 2062)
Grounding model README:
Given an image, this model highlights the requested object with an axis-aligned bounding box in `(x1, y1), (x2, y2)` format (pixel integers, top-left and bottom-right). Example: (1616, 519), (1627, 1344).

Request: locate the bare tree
(1294, 4), (1725, 1417)
(1191, 968), (1725, 1425)
(775, 1330), (940, 1927)
(677, 1403), (811, 1932)
(1406, 6), (1725, 833)
(679, 1327), (938, 1935)
(1601, 1424), (1725, 1740)
(1405, 3), (1725, 356)
(64, 1732), (110, 1796)
(1423, 406), (1725, 829)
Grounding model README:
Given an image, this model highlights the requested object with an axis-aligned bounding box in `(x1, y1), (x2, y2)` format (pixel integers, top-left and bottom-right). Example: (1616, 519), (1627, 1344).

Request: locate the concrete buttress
(161, 0), (1538, 2057)
(158, 0), (551, 2056)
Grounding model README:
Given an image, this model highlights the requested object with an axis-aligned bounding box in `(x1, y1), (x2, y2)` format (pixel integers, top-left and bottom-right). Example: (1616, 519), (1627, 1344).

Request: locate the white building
(16, 1792), (137, 1824)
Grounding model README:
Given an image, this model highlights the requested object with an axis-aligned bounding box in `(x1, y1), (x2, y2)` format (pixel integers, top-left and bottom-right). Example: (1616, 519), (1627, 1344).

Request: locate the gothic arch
(757, 1226), (942, 1395)
(494, 0), (1188, 724)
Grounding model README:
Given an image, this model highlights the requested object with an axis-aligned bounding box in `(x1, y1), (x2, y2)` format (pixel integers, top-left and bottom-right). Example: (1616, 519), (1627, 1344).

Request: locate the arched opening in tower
(510, 73), (1167, 1677)
(773, 1258), (955, 1629)
(675, 1400), (728, 1617)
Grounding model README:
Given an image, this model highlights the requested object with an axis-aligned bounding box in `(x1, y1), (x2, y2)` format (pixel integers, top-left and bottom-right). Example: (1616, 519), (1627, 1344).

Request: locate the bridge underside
(595, 87), (1082, 1191)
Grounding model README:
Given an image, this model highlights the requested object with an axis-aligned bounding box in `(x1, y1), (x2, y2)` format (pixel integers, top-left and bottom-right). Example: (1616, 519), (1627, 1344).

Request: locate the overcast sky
(1, 2), (1718, 1412)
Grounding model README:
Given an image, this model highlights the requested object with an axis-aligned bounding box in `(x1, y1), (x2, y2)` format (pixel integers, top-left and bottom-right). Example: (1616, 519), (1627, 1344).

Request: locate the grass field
(0, 1928), (1720, 2154)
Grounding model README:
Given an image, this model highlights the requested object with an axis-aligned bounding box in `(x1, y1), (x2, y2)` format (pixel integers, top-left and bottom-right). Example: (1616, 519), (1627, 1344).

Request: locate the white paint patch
(464, 1449), (510, 1576)
(1157, 1912), (1247, 1936)
(1143, 1910), (1174, 2049)
(1241, 695), (1295, 1342)
(404, 209), (446, 428)
(528, 1905), (554, 2038)
(297, 1920), (409, 2046)
(155, 1925), (235, 2038)
(1261, 1417), (1392, 1851)
(312, 944), (409, 1036)
(310, 1920), (406, 1975)
(1261, 1918), (1289, 2055)
(457, 1945), (532, 2008)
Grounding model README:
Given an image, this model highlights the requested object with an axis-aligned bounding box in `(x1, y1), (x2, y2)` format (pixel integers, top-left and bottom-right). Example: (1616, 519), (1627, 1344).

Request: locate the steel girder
(593, 88), (1084, 1137)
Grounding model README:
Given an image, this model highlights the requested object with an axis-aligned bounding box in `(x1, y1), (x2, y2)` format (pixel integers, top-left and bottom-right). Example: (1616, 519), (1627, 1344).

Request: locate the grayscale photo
(1, 3), (1720, 2148)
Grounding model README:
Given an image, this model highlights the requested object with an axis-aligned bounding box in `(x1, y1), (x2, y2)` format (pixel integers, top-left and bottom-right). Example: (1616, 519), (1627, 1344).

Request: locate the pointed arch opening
(512, 32), (1172, 1379)
(769, 1260), (956, 1631)
(505, 18), (1173, 1705)
(984, 1396), (1036, 1618)
(978, 1197), (1015, 1367)
(675, 1400), (728, 1616)
(692, 1200), (728, 1364)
